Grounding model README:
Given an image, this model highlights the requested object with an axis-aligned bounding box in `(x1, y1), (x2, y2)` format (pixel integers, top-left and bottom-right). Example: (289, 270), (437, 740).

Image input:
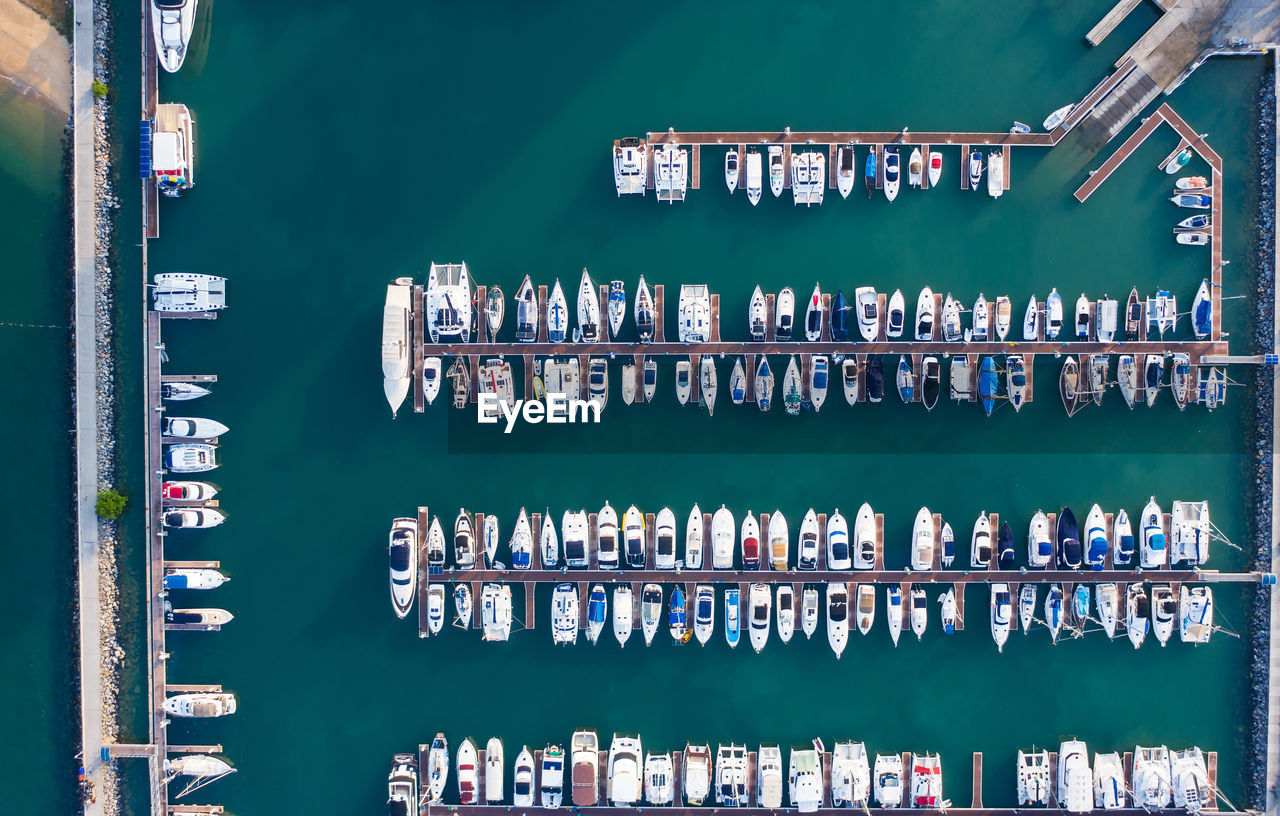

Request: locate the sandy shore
(0, 0), (70, 115)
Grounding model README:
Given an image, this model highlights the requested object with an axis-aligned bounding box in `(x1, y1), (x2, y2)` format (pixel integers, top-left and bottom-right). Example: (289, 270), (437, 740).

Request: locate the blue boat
(978, 357), (999, 416)
(997, 522), (1016, 570)
(669, 585), (687, 641)
(587, 584), (607, 642)
(864, 151), (877, 198)
(866, 356), (885, 403)
(1057, 507), (1081, 569)
(831, 290), (850, 340)
(896, 356), (914, 403)
(725, 588), (741, 648)
(1192, 279), (1212, 338)
(1073, 585), (1091, 622)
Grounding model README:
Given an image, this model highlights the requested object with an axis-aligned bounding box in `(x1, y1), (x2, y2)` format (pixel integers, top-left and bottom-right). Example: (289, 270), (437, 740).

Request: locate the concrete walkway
(1268, 50), (1279, 816)
(72, 0), (104, 809)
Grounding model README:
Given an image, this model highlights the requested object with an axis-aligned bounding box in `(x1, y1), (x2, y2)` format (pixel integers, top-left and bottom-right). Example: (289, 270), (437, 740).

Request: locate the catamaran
(426, 262), (473, 344)
(1057, 741), (1092, 813)
(613, 138), (647, 195)
(653, 144), (688, 203)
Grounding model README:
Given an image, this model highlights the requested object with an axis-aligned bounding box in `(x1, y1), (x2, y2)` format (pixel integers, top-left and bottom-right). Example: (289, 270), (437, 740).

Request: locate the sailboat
(577, 269), (601, 343)
(783, 356), (803, 415)
(729, 357), (747, 405)
(634, 276), (655, 343)
(1192, 279), (1212, 338)
(896, 356), (915, 403)
(607, 281), (626, 338)
(886, 584), (904, 646)
(757, 356), (775, 411)
(547, 279), (569, 343)
(1023, 294), (1039, 340)
(700, 356), (718, 416)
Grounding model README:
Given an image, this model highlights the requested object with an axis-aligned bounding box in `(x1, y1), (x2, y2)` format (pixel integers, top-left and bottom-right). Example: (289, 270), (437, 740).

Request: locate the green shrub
(95, 489), (127, 519)
(91, 80), (108, 100)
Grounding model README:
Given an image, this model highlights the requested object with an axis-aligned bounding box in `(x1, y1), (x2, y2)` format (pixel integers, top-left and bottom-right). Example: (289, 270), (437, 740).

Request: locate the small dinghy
(836, 144), (855, 199)
(831, 289), (851, 341)
(896, 356), (915, 404)
(1007, 355), (1027, 412)
(990, 583), (1012, 652)
(866, 355), (884, 403)
(941, 294), (962, 342)
(776, 286), (796, 340)
(886, 289), (905, 338)
(1074, 293), (1091, 338)
(1045, 289), (1064, 339)
(755, 356), (775, 412)
(908, 148), (923, 187)
(1022, 294), (1039, 340)
(842, 358), (860, 405)
(729, 357), (747, 405)
(927, 151), (942, 187)
(921, 356), (940, 411)
(1018, 584), (1036, 633)
(994, 296), (1012, 339)
(724, 147), (739, 193)
(972, 293), (990, 341)
(968, 150), (983, 189)
(914, 286), (935, 340)
(782, 356), (803, 415)
(607, 281), (626, 338)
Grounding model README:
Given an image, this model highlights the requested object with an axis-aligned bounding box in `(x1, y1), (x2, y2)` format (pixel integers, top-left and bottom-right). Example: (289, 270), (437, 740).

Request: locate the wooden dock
(644, 129), (1054, 147)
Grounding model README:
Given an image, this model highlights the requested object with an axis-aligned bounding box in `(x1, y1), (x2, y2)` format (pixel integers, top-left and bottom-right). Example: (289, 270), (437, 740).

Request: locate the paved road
(72, 0), (104, 810)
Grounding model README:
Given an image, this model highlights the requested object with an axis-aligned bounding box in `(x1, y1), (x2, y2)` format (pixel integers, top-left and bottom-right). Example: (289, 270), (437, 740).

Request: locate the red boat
(162, 481), (218, 501)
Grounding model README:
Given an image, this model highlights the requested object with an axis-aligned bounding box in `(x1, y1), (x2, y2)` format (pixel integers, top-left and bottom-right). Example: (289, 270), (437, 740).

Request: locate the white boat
(988, 585), (1008, 654)
(613, 138), (647, 195)
(382, 279), (412, 417)
(149, 103), (198, 197)
(1045, 584), (1064, 642)
(1018, 584), (1036, 633)
(655, 507), (677, 569)
(425, 262), (473, 343)
(909, 586), (928, 640)
(927, 151), (943, 187)
(1151, 584), (1176, 646)
(678, 284), (712, 343)
(1117, 354), (1137, 408)
(883, 149), (901, 201)
(422, 357), (442, 405)
(161, 507), (225, 529)
(1043, 104), (1075, 131)
(715, 744), (749, 806)
(675, 360), (692, 405)
(910, 754), (942, 809)
(837, 144), (856, 198)
(853, 503), (876, 570)
(454, 509), (476, 568)
(1017, 749), (1051, 806)
(571, 731), (598, 806)
(551, 583), (579, 645)
(756, 356), (775, 411)
(635, 275), (655, 343)
(164, 567), (228, 590)
(701, 356), (718, 416)
(855, 584), (875, 635)
(911, 506), (934, 570)
(513, 746), (535, 807)
(804, 283), (824, 342)
(1180, 585), (1214, 644)
(940, 522), (954, 567)
(1133, 745), (1173, 808)
(540, 511), (559, 568)
(425, 735), (449, 803)
(886, 584), (904, 646)
(713, 505), (736, 569)
(622, 505), (645, 568)
(1045, 289), (1064, 339)
(797, 508), (820, 570)
(153, 273), (224, 312)
(725, 588), (740, 647)
(776, 584), (796, 643)
(514, 275), (538, 342)
(842, 358), (860, 405)
(908, 148), (923, 187)
(1171, 748), (1211, 813)
(941, 294), (962, 342)
(1171, 500), (1211, 565)
(165, 605), (233, 628)
(653, 144), (688, 203)
(968, 150), (983, 189)
(621, 362), (637, 405)
(641, 583), (661, 646)
(161, 381), (210, 401)
(724, 147), (740, 193)
(685, 505), (704, 569)
(729, 357), (747, 405)
(915, 286), (935, 340)
(758, 745), (784, 808)
(1192, 279), (1212, 338)
(1147, 289), (1178, 336)
(1126, 583), (1150, 649)
(164, 443), (218, 473)
(577, 268), (601, 343)
(645, 753), (675, 805)
(994, 295), (1012, 339)
(613, 585), (633, 647)
(768, 146), (785, 197)
(874, 753), (904, 808)
(388, 753), (419, 816)
(826, 508), (850, 570)
(791, 151), (825, 206)
(776, 286), (796, 339)
(162, 692), (236, 718)
(827, 582), (849, 658)
(855, 286), (879, 341)
(986, 148), (1004, 198)
(388, 518), (417, 619)
(768, 509), (789, 570)
(1096, 582), (1119, 639)
(683, 744), (712, 805)
(789, 739), (825, 813)
(1113, 509), (1134, 566)
(969, 511), (992, 568)
(151, 0), (198, 72)
(481, 583), (512, 642)
(1023, 294), (1039, 340)
(1097, 296), (1119, 341)
(605, 281), (626, 340)
(1140, 496), (1166, 568)
(748, 285), (769, 341)
(547, 278), (569, 343)
(748, 582), (772, 653)
(423, 585), (444, 634)
(1057, 741), (1092, 813)
(693, 584), (715, 645)
(164, 754), (234, 779)
(477, 358), (515, 420)
(969, 293), (990, 341)
(801, 587), (819, 639)
(587, 357), (608, 408)
(1094, 751), (1126, 809)
(886, 289), (906, 338)
(1145, 354), (1164, 407)
(642, 357), (658, 401)
(746, 150), (763, 205)
(457, 738), (479, 805)
(485, 739), (504, 803)
(453, 584), (472, 629)
(541, 744), (565, 807)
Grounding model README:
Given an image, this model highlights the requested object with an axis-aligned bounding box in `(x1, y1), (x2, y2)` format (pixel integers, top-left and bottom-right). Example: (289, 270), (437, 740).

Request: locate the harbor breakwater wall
(1247, 62), (1276, 811)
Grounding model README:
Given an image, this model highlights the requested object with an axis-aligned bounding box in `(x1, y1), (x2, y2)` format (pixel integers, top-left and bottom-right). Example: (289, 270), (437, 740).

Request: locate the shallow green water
(3, 0), (1273, 813)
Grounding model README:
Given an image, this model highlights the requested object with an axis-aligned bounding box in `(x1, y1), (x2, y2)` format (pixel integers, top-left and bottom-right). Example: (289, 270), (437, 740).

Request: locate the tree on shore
(95, 489), (127, 519)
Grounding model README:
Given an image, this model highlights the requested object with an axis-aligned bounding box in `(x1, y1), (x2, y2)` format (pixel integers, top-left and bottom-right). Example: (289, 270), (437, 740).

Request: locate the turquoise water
(1, 1), (1272, 814)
